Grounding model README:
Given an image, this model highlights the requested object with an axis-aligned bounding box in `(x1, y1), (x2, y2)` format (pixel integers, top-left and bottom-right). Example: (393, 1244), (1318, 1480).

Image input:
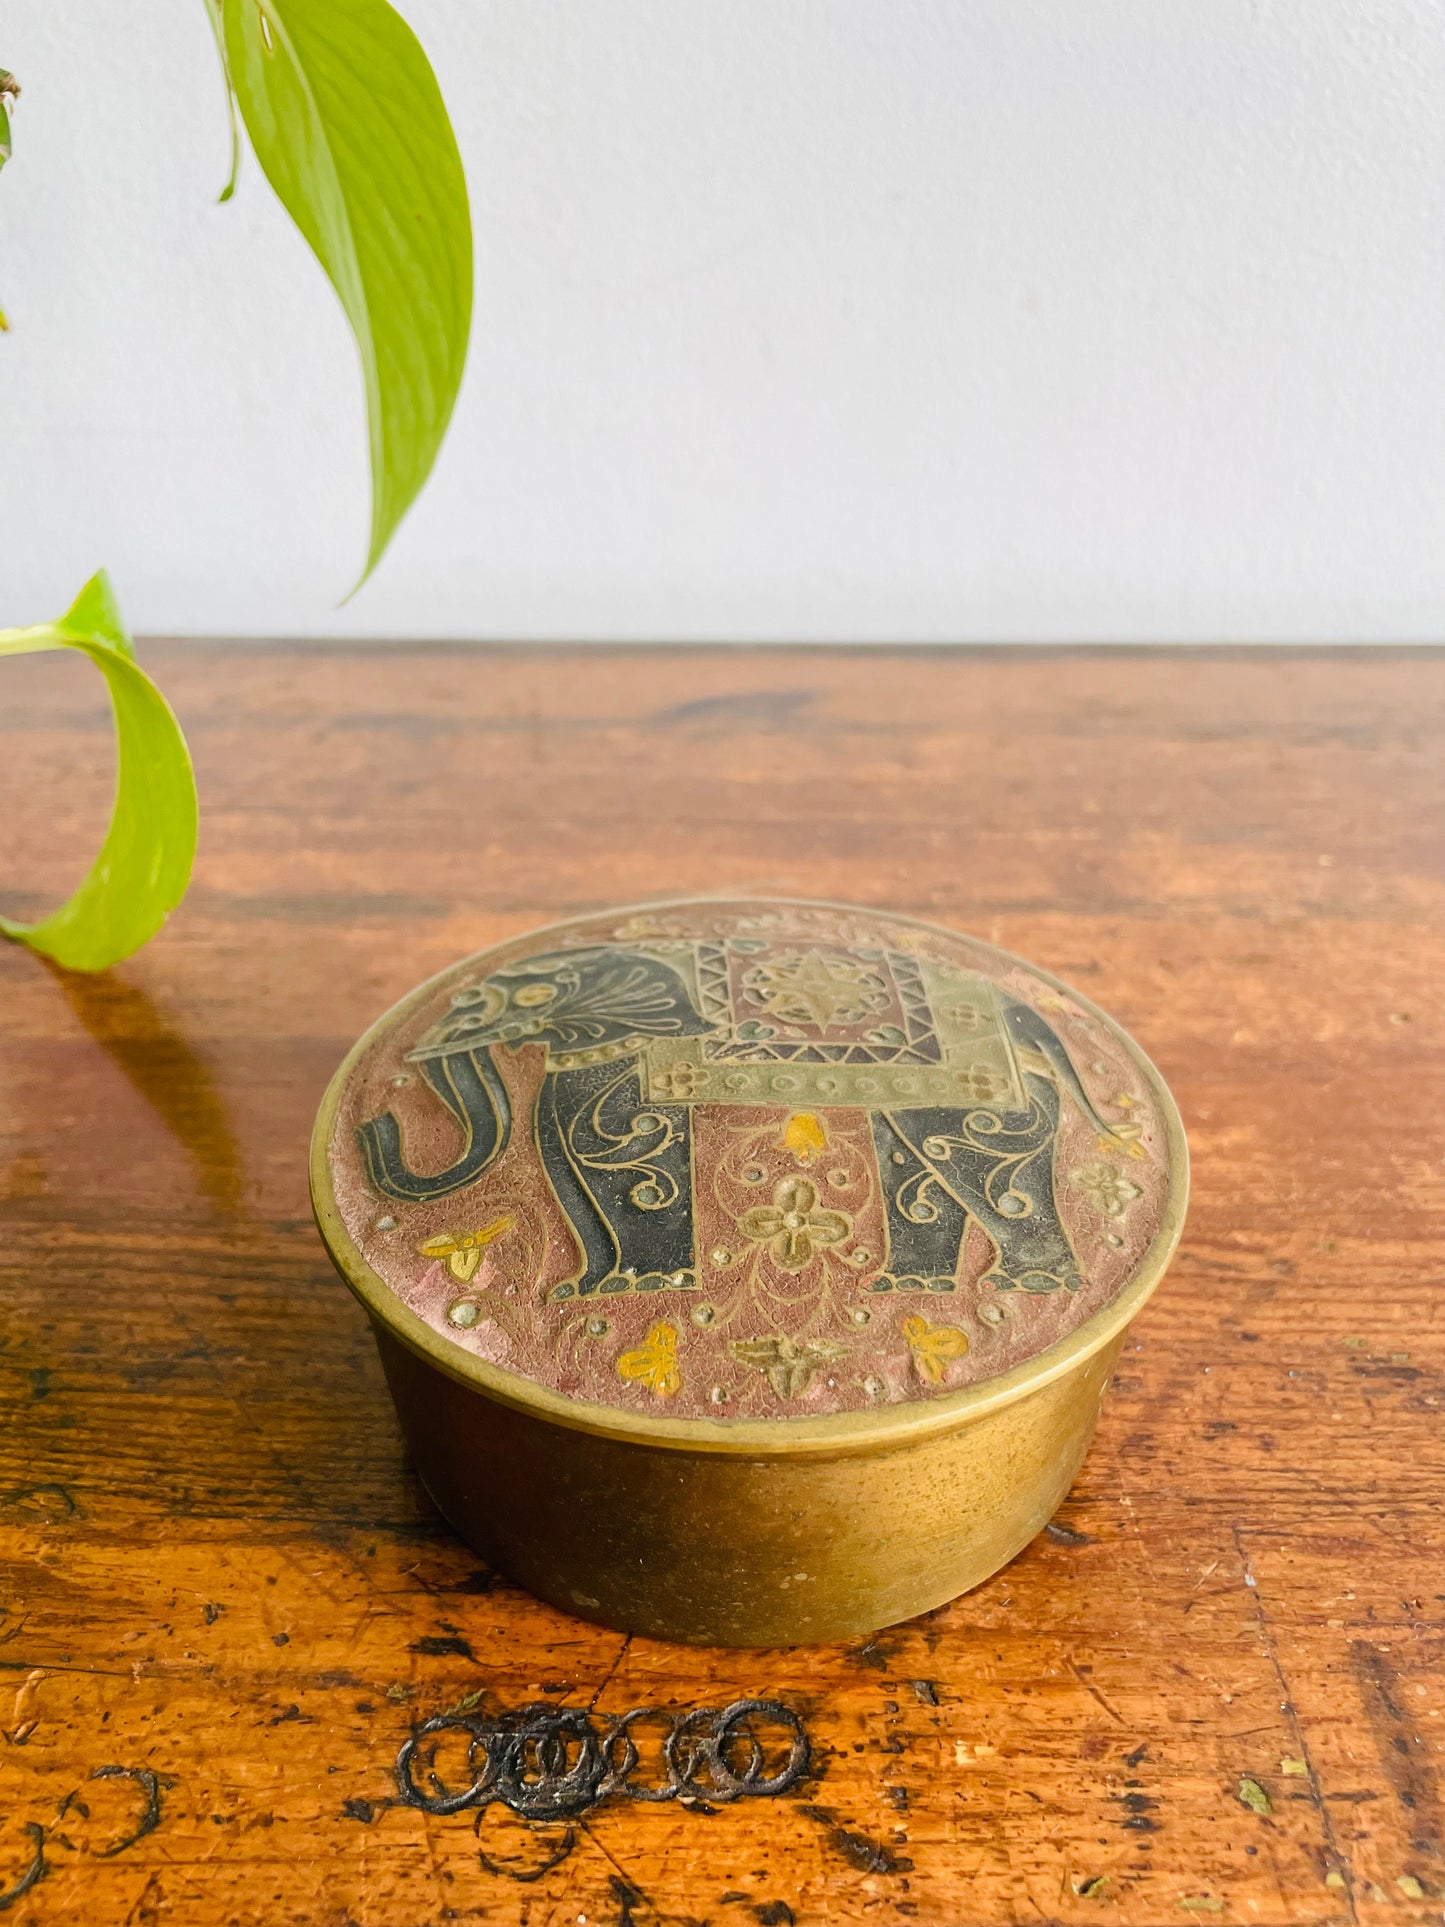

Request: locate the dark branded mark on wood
(0, 1484), (77, 1526)
(410, 1633), (476, 1659)
(801, 1803), (915, 1874)
(396, 1695), (810, 1821)
(85, 1767), (169, 1858)
(1, 1765), (172, 1906)
(0, 1824), (44, 1912)
(474, 1816), (577, 1884)
(1045, 1519), (1095, 1546)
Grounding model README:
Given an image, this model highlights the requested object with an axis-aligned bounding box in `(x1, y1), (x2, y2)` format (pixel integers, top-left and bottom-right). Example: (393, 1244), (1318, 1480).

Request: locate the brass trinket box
(311, 898), (1187, 1646)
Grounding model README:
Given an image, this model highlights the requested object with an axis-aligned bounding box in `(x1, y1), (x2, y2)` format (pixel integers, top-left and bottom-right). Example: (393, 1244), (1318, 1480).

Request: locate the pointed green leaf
(0, 572), (198, 972)
(0, 70), (17, 175)
(1, 70), (19, 326)
(200, 3), (243, 203)
(222, 0), (472, 586)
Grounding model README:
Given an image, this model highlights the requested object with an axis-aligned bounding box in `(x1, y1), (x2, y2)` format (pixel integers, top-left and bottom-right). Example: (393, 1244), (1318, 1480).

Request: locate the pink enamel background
(323, 901), (1177, 1424)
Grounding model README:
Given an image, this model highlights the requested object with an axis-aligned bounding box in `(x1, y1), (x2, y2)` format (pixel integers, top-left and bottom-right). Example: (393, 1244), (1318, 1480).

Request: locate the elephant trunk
(357, 1046), (512, 1203)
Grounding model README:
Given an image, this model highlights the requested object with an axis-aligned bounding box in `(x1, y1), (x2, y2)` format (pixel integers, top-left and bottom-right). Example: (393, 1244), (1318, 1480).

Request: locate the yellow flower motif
(739, 1176), (851, 1272)
(616, 1321), (681, 1398)
(777, 1112), (829, 1164)
(1096, 1120), (1147, 1162)
(902, 1314), (969, 1386)
(418, 1214), (515, 1282)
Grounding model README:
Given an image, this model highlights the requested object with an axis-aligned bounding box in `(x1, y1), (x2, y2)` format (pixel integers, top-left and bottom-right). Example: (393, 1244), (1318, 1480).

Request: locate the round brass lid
(312, 898), (1186, 1445)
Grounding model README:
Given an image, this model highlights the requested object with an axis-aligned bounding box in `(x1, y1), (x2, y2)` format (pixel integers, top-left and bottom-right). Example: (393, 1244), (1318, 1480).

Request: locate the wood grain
(0, 643), (1442, 1926)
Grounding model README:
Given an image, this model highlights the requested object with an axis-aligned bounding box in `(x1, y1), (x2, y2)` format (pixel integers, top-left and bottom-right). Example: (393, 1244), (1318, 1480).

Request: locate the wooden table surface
(1, 644), (1442, 1927)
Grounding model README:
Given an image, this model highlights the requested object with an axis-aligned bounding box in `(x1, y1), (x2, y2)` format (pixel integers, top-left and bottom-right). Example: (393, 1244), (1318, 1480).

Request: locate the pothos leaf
(0, 573), (198, 972)
(199, 5), (242, 203)
(222, 0), (473, 588)
(0, 70), (17, 174)
(0, 70), (19, 331)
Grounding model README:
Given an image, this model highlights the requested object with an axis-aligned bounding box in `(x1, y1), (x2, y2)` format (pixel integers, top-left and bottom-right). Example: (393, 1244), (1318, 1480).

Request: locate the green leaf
(0, 573), (198, 972)
(200, 4), (243, 202)
(1237, 1776), (1271, 1816)
(1, 70), (19, 329)
(0, 70), (17, 175)
(222, 0), (472, 587)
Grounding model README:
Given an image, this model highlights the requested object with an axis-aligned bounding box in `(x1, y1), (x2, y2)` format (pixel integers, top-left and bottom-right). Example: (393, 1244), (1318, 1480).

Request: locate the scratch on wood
(587, 1631), (633, 1714)
(650, 688), (815, 729)
(1066, 1656), (1126, 1727)
(1232, 1524), (1359, 1926)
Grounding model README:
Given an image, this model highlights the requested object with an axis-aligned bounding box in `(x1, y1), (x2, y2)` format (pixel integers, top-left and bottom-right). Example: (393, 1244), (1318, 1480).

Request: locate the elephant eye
(445, 982), (507, 1027)
(512, 983), (557, 1009)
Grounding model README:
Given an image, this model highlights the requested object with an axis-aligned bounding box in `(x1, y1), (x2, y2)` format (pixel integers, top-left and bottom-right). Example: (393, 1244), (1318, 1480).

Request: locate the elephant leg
(869, 1112), (969, 1293)
(539, 1071), (623, 1297)
(889, 1076), (1083, 1294)
(543, 1063), (696, 1299)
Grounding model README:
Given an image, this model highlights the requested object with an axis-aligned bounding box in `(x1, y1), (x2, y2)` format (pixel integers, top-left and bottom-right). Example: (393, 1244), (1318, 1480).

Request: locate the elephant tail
(1002, 1001), (1133, 1148)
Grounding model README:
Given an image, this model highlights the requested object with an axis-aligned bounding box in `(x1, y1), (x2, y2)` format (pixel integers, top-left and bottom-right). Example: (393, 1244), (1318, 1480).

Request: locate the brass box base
(377, 1324), (1125, 1647)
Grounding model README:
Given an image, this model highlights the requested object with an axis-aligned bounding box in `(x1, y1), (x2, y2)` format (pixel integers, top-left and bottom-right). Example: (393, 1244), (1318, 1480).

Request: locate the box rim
(309, 894), (1190, 1461)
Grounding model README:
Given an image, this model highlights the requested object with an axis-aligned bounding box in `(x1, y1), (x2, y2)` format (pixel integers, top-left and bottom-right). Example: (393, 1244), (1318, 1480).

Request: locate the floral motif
(739, 949), (891, 1031)
(1072, 1162), (1143, 1219)
(944, 999), (988, 1032)
(777, 1112), (829, 1164)
(953, 1064), (1008, 1104)
(616, 1321), (681, 1397)
(901, 1314), (969, 1385)
(650, 1060), (707, 1101)
(738, 1176), (852, 1272)
(417, 1213), (514, 1282)
(728, 1333), (850, 1399)
(1096, 1120), (1147, 1162)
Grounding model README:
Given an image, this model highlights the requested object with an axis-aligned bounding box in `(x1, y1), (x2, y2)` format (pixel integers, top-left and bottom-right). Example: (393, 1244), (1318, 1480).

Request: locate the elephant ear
(523, 950), (713, 1051)
(410, 948), (714, 1059)
(408, 981), (507, 1059)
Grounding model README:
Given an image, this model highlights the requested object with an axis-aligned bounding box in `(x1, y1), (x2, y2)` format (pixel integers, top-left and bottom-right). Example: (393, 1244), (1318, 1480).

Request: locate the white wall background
(2, 1), (1444, 641)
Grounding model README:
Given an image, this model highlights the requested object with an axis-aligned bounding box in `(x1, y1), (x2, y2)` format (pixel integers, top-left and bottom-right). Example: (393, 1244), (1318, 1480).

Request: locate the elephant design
(357, 937), (1138, 1303)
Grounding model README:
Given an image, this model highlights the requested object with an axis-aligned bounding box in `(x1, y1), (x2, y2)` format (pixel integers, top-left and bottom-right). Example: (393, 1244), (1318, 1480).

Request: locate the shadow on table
(44, 956), (246, 1222)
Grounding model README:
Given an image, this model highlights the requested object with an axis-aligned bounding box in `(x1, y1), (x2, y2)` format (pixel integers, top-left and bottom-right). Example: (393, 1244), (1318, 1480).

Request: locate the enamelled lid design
(312, 899), (1187, 1447)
